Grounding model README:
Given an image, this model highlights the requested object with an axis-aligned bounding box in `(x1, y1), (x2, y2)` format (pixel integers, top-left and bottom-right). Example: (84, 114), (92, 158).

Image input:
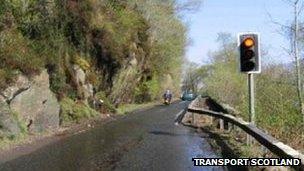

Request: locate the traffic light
(238, 33), (261, 73)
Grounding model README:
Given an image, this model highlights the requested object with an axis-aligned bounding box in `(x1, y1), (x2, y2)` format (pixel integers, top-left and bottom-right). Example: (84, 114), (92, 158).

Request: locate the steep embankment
(0, 1), (186, 141)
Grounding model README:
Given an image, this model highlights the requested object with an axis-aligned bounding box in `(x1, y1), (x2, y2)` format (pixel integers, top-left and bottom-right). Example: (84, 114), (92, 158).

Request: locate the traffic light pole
(247, 73), (255, 145)
(238, 33), (259, 145)
(248, 73), (255, 124)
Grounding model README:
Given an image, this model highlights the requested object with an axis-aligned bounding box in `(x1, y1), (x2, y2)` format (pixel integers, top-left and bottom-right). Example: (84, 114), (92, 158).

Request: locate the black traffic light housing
(238, 33), (261, 73)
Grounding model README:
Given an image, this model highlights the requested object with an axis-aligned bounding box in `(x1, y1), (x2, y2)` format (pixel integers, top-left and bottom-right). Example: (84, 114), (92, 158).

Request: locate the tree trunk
(293, 0), (304, 123)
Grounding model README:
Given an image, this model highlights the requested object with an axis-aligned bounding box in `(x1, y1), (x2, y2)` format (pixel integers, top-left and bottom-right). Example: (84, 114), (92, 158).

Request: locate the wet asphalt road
(0, 101), (224, 171)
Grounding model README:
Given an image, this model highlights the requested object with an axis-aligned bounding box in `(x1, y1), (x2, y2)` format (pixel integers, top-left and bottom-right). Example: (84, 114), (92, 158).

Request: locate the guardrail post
(187, 97), (304, 168)
(219, 119), (224, 130)
(227, 122), (233, 132)
(191, 112), (194, 125)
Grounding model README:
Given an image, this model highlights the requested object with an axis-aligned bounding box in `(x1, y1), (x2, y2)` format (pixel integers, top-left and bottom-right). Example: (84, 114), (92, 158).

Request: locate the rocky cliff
(0, 70), (60, 137)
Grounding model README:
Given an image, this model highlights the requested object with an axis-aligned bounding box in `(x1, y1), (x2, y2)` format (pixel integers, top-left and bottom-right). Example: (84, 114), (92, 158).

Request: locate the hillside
(0, 0), (186, 139)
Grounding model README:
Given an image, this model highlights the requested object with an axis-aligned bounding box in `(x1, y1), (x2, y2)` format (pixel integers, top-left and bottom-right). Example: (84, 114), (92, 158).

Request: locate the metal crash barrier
(186, 96), (304, 170)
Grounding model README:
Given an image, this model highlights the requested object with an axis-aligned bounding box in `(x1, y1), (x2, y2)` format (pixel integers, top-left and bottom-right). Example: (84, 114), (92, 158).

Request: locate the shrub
(73, 55), (90, 71)
(134, 77), (160, 103)
(95, 91), (116, 113)
(0, 29), (43, 76)
(0, 0), (186, 110)
(48, 64), (68, 98)
(60, 97), (99, 124)
(0, 68), (16, 90)
(148, 78), (160, 99)
(199, 33), (304, 150)
(86, 70), (101, 86)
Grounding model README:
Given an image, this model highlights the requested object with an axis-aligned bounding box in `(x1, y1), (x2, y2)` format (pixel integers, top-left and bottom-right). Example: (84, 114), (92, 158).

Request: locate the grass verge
(117, 102), (158, 115)
(0, 131), (53, 151)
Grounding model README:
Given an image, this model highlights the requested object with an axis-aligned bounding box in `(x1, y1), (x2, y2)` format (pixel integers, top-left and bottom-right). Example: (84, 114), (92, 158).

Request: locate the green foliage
(146, 77), (160, 100)
(0, 0), (186, 104)
(135, 76), (160, 103)
(0, 68), (16, 90)
(182, 62), (205, 93)
(60, 97), (99, 123)
(116, 102), (156, 115)
(48, 64), (69, 99)
(0, 29), (43, 74)
(95, 91), (116, 113)
(254, 66), (302, 141)
(73, 55), (90, 71)
(0, 0), (188, 149)
(0, 27), (44, 90)
(202, 34), (247, 116)
(198, 33), (303, 148)
(110, 65), (140, 103)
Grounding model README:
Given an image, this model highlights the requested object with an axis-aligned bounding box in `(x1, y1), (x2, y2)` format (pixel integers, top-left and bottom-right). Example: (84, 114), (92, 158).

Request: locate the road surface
(0, 101), (224, 171)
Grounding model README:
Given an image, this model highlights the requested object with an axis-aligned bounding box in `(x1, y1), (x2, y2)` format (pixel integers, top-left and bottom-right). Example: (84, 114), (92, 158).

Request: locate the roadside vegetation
(185, 32), (304, 152)
(116, 102), (158, 115)
(0, 0), (188, 122)
(0, 0), (204, 146)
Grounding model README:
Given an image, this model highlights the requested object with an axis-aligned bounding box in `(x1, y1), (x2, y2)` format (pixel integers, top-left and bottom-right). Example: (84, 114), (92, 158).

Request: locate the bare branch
(175, 0), (202, 13)
(298, 1), (304, 14)
(282, 0), (295, 5)
(281, 45), (293, 55)
(266, 11), (294, 31)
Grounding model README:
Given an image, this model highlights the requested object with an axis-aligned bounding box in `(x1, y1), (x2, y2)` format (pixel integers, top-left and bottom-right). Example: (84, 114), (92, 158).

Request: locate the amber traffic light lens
(243, 37), (254, 47)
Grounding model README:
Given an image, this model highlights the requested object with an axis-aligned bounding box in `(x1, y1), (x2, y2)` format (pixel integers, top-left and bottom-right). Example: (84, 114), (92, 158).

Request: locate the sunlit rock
(10, 70), (60, 133)
(1, 74), (30, 102)
(0, 95), (21, 138)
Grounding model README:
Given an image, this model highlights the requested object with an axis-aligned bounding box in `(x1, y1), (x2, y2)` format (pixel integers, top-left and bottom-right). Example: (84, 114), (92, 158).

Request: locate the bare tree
(174, 0), (202, 13)
(182, 62), (202, 93)
(293, 0), (304, 122)
(268, 0), (304, 123)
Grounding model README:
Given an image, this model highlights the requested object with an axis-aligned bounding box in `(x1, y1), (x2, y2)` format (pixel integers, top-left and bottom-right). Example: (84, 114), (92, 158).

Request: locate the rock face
(10, 70), (60, 133)
(73, 64), (94, 104)
(0, 74), (30, 102)
(83, 83), (94, 101)
(73, 64), (86, 86)
(0, 95), (21, 138)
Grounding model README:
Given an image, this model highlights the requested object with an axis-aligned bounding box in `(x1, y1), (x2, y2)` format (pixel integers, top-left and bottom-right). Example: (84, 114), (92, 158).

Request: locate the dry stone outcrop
(0, 67), (97, 135)
(0, 95), (21, 138)
(10, 70), (60, 133)
(72, 64), (94, 104)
